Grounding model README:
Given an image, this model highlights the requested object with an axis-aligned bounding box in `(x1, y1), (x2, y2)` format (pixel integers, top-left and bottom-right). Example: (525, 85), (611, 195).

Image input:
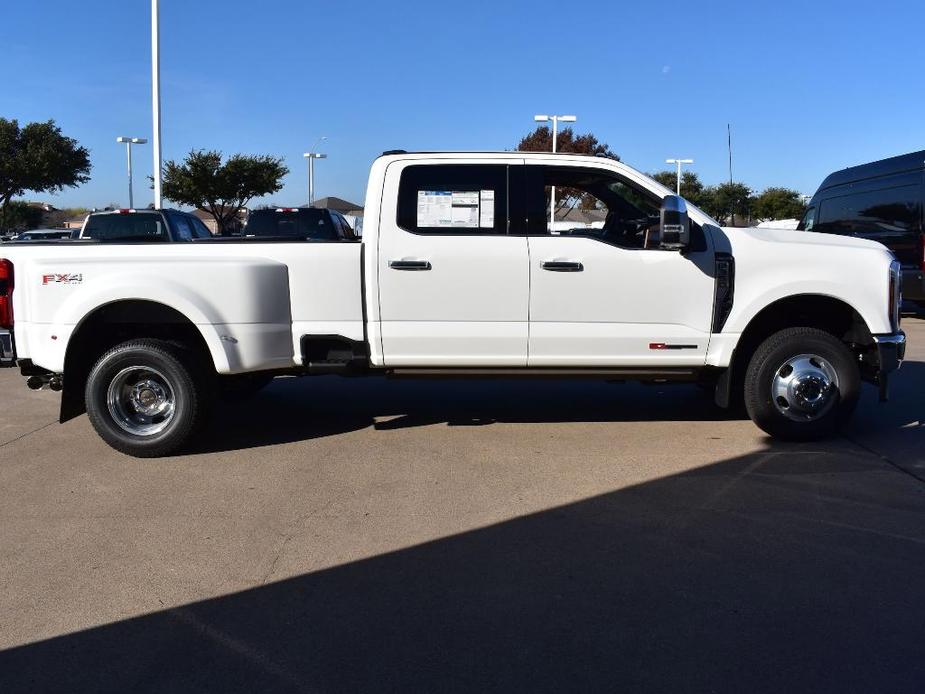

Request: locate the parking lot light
(116, 137), (148, 209)
(303, 138), (328, 207)
(665, 158), (694, 195)
(534, 114), (577, 226)
(151, 0), (162, 209)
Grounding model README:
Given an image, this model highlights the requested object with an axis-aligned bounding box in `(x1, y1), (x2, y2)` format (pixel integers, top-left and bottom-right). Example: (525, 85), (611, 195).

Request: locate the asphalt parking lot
(1, 317), (924, 693)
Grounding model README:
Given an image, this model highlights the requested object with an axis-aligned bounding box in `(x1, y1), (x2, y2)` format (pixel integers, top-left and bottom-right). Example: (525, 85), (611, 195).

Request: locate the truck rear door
(376, 159), (528, 366)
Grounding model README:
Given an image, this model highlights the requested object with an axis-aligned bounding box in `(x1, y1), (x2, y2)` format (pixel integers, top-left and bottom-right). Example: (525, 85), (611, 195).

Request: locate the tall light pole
(534, 114), (576, 227)
(665, 158), (694, 195)
(303, 137), (327, 206)
(151, 0), (163, 208)
(116, 137), (147, 208)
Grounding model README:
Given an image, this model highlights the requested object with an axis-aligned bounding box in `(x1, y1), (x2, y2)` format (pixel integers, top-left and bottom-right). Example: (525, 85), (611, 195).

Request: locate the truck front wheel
(85, 339), (207, 457)
(744, 327), (860, 441)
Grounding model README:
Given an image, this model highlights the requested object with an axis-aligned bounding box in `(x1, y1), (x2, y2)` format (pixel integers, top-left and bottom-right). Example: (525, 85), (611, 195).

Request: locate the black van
(799, 150), (924, 304)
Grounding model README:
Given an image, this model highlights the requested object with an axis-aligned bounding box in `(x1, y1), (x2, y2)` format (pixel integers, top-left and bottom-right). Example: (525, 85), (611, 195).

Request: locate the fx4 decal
(42, 273), (83, 285)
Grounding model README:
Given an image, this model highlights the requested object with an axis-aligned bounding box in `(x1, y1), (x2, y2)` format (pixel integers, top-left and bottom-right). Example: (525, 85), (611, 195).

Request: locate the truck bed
(1, 241), (364, 374)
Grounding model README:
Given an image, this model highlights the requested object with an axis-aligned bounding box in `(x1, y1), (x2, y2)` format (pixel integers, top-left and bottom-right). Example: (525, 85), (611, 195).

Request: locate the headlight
(889, 259), (901, 331)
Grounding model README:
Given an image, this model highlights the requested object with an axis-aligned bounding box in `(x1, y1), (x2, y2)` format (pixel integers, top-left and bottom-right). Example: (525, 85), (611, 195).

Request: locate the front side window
(815, 185), (920, 237)
(523, 166), (663, 249)
(397, 165), (508, 234)
(169, 213), (195, 241)
(189, 216), (213, 238)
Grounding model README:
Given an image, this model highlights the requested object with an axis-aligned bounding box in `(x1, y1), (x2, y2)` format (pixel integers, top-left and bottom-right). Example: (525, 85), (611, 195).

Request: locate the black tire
(85, 339), (207, 457)
(218, 373), (274, 400)
(744, 327), (860, 441)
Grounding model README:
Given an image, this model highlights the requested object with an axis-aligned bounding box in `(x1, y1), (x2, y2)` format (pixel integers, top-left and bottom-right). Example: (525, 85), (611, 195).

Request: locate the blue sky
(3, 0), (924, 209)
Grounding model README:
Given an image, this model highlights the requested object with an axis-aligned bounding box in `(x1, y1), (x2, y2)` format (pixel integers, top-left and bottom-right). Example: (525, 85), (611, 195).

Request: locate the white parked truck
(0, 151), (906, 457)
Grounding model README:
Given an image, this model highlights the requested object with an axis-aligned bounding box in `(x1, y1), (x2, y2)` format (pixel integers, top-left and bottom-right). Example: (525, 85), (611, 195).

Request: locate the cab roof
(817, 149), (925, 192)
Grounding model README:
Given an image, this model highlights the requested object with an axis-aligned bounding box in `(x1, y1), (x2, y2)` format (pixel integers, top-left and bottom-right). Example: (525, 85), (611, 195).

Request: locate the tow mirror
(659, 195), (690, 250)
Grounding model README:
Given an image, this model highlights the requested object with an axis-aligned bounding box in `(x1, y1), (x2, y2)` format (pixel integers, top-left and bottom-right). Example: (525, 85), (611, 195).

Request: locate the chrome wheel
(771, 353), (839, 422)
(106, 366), (176, 436)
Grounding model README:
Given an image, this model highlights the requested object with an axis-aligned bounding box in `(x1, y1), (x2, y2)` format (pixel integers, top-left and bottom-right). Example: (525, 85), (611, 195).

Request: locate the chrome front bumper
(872, 331), (906, 401)
(0, 329), (14, 366)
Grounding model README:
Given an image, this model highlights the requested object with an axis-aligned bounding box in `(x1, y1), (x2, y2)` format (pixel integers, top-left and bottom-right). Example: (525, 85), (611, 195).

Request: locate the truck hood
(722, 226), (889, 253)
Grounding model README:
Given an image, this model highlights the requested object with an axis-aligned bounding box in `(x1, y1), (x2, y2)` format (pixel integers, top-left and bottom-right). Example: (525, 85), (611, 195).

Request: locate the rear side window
(83, 213), (167, 242)
(244, 209), (337, 240)
(397, 164), (508, 234)
(815, 185), (921, 237)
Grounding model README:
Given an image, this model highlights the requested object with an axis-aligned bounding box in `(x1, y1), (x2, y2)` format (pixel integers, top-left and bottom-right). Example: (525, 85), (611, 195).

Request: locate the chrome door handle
(389, 259), (432, 271)
(541, 260), (583, 272)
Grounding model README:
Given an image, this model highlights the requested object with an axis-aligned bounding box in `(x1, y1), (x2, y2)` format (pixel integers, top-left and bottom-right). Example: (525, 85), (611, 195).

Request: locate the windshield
(243, 209), (337, 240)
(797, 206), (815, 231)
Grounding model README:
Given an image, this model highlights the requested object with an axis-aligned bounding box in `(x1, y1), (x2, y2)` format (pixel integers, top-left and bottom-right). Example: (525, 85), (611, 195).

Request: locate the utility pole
(665, 158), (694, 195)
(151, 0), (163, 208)
(534, 114), (576, 227)
(727, 123), (733, 185)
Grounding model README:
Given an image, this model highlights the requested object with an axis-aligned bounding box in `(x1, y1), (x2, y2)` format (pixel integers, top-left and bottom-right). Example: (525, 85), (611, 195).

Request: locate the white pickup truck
(0, 151), (906, 457)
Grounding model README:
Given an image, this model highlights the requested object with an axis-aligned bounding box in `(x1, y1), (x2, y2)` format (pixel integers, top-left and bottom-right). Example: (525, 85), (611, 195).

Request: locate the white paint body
(0, 153), (897, 377)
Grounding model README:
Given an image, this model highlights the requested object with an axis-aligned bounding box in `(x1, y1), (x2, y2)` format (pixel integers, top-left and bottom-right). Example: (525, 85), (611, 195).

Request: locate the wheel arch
(716, 293), (873, 408)
(60, 299), (218, 423)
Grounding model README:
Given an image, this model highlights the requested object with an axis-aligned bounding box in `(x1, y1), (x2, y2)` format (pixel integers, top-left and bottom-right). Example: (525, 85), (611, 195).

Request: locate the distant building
(26, 201), (57, 213)
(554, 207), (607, 225)
(312, 196), (364, 217)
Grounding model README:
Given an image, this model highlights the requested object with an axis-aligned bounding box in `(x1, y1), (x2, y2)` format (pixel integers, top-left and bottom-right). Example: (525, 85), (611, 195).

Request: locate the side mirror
(659, 195), (690, 250)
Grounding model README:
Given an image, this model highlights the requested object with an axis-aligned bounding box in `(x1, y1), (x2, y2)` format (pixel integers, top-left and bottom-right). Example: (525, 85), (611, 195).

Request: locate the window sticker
(417, 190), (452, 227)
(417, 189), (491, 228)
(479, 190), (495, 228)
(450, 191), (479, 227)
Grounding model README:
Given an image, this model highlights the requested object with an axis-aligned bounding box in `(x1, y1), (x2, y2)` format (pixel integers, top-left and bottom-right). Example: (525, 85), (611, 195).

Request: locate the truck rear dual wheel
(85, 339), (208, 458)
(744, 327), (860, 441)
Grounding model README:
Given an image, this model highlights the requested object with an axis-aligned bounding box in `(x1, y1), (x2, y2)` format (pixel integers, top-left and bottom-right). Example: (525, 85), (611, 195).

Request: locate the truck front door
(520, 165), (716, 366)
(377, 160), (529, 366)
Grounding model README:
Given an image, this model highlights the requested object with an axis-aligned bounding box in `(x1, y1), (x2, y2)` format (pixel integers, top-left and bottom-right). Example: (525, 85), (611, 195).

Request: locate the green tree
(751, 186), (806, 221)
(161, 150), (288, 234)
(517, 127), (619, 214)
(516, 126), (619, 161)
(701, 182), (752, 225)
(1, 201), (44, 231)
(650, 170), (708, 208)
(0, 118), (91, 230)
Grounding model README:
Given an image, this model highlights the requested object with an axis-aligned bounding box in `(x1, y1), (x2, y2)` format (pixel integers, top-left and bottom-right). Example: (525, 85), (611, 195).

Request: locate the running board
(386, 367), (699, 381)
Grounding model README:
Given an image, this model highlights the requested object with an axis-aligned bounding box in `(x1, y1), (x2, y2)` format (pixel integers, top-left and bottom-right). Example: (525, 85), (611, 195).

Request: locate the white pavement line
(168, 606), (315, 693)
(781, 514), (925, 545)
(840, 432), (925, 485)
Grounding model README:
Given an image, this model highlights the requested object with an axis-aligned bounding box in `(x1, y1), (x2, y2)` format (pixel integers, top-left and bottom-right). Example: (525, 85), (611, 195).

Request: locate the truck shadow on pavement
(190, 361), (925, 461)
(192, 377), (746, 455)
(2, 438), (924, 692)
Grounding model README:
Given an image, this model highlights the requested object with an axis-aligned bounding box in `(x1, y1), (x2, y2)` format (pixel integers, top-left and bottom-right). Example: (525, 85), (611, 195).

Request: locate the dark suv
(799, 150), (924, 305)
(80, 209), (213, 242)
(240, 207), (357, 241)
